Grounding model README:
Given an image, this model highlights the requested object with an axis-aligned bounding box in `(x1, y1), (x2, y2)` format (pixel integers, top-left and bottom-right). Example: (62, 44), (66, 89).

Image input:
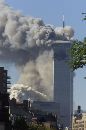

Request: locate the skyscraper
(53, 41), (73, 128)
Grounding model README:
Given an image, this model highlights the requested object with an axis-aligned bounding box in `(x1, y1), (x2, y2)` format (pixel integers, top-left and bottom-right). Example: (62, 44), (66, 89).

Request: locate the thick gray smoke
(0, 0), (74, 102)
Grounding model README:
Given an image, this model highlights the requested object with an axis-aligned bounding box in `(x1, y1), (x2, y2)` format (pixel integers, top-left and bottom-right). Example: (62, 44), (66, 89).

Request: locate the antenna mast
(62, 15), (65, 37)
(62, 15), (65, 28)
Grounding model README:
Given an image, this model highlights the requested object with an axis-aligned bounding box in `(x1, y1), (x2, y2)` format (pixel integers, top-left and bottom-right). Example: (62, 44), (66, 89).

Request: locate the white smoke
(0, 1), (74, 102)
(9, 84), (48, 102)
(55, 26), (74, 40)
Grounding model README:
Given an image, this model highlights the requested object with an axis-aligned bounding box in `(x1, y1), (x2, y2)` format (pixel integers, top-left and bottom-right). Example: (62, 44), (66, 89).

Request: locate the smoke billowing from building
(0, 0), (74, 102)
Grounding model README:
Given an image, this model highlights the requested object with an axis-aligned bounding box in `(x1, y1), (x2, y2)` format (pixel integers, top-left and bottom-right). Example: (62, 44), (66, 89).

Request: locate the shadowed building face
(53, 42), (73, 128)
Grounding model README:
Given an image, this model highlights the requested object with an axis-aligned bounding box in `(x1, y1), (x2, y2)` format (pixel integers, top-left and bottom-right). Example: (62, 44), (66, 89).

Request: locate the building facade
(72, 112), (86, 130)
(0, 67), (10, 130)
(32, 101), (60, 115)
(52, 41), (73, 128)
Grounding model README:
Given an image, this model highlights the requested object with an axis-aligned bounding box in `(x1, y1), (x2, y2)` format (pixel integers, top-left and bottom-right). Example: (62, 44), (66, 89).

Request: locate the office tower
(53, 41), (73, 128)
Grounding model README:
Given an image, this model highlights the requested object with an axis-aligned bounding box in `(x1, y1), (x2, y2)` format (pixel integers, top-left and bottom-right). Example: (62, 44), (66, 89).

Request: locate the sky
(4, 0), (86, 110)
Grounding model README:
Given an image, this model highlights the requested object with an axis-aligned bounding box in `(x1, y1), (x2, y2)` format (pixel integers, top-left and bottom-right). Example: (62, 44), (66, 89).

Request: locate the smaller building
(9, 99), (33, 122)
(72, 106), (86, 130)
(0, 67), (11, 130)
(72, 113), (86, 130)
(9, 99), (61, 130)
(0, 67), (11, 93)
(32, 101), (60, 116)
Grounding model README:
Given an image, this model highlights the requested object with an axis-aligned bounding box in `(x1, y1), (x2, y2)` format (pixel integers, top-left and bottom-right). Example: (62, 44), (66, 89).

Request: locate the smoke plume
(0, 0), (74, 102)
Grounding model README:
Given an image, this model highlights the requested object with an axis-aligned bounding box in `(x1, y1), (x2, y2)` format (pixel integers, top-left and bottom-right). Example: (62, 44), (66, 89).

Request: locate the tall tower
(53, 41), (73, 128)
